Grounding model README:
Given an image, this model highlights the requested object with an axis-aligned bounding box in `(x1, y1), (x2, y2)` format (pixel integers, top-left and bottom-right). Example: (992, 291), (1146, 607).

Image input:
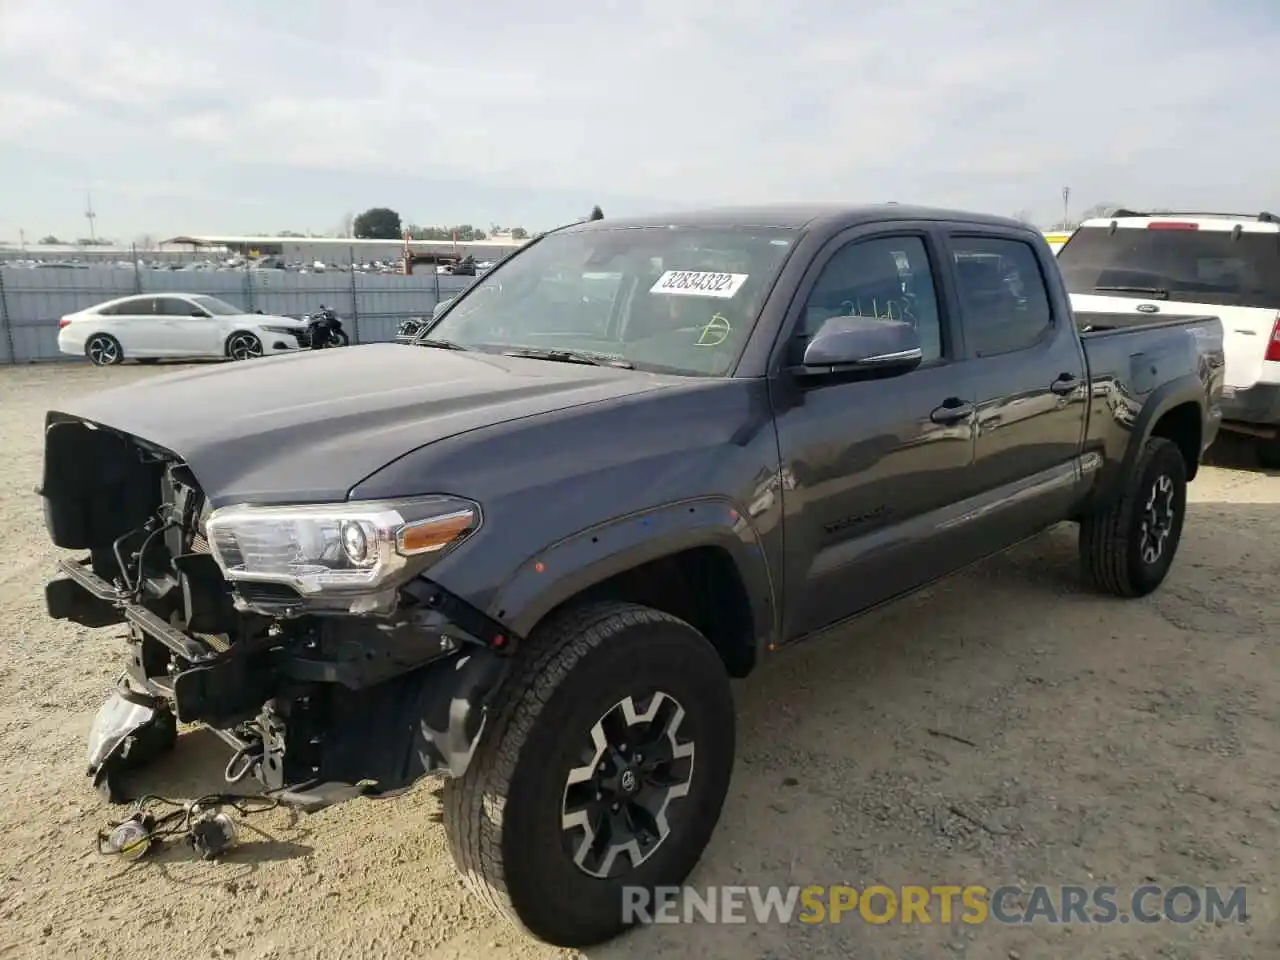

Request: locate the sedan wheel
(227, 333), (263, 360)
(86, 335), (122, 366)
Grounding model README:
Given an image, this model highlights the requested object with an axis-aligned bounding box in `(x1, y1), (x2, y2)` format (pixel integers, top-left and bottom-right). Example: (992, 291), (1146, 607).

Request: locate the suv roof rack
(1107, 209), (1279, 223)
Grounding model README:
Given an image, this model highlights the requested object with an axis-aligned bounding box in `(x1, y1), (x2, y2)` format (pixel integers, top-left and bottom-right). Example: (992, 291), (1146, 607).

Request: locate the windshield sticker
(650, 270), (749, 299)
(695, 314), (732, 346)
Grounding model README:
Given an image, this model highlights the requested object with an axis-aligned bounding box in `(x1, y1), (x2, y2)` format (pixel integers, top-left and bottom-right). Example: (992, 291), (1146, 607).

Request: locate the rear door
(941, 229), (1090, 547)
(1058, 221), (1280, 391)
(102, 296), (161, 354)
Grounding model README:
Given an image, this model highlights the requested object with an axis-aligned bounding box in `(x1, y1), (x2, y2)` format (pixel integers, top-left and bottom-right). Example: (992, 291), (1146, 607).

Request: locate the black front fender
(489, 496), (777, 655)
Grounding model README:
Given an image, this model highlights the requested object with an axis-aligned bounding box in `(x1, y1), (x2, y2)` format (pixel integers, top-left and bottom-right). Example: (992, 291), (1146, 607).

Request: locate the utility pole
(85, 192), (97, 242)
(1061, 186), (1071, 228)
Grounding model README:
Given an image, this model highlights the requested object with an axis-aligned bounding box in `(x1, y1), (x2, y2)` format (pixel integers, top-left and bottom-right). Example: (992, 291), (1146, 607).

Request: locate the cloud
(0, 0), (1277, 234)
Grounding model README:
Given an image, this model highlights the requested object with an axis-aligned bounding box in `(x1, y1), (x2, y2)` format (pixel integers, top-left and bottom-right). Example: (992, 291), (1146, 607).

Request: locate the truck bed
(1077, 311), (1225, 491)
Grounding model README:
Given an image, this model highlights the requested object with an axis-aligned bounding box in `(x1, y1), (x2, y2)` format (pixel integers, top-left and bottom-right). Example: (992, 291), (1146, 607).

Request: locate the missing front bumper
(56, 559), (514, 809)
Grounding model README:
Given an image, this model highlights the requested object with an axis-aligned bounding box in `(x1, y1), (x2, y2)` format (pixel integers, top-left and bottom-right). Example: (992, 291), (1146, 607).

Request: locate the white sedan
(57, 293), (313, 366)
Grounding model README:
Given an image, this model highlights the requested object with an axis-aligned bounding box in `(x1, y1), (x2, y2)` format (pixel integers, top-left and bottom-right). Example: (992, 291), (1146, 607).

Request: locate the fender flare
(1120, 373), (1205, 480)
(489, 495), (777, 657)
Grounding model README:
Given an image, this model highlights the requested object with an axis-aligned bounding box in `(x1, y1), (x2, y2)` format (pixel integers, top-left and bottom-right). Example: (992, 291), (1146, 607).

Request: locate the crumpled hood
(49, 343), (678, 506)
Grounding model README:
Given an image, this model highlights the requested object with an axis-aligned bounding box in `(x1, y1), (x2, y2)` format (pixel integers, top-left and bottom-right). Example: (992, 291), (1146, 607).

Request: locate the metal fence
(0, 248), (476, 363)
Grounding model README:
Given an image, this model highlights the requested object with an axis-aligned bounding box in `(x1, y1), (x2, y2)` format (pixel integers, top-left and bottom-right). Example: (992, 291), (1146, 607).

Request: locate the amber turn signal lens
(396, 509), (477, 555)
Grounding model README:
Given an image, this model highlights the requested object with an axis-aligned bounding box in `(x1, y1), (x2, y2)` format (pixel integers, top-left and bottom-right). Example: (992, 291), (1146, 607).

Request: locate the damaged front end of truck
(40, 413), (515, 809)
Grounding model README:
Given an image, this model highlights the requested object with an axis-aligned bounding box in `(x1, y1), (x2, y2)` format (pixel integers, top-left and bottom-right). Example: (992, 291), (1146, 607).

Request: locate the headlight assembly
(204, 496), (480, 603)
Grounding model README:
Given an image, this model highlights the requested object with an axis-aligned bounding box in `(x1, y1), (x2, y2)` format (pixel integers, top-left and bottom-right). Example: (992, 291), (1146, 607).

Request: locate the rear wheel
(443, 602), (736, 948)
(85, 334), (123, 366)
(1079, 436), (1187, 597)
(226, 332), (263, 360)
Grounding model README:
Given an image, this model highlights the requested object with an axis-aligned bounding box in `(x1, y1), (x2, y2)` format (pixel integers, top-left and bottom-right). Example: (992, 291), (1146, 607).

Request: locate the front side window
(800, 236), (944, 361)
(156, 297), (198, 317)
(189, 295), (245, 316)
(424, 225), (799, 375)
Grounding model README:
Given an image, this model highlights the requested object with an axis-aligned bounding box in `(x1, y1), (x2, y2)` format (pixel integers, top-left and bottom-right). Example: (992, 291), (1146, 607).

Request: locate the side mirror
(796, 315), (923, 378)
(431, 298), (454, 320)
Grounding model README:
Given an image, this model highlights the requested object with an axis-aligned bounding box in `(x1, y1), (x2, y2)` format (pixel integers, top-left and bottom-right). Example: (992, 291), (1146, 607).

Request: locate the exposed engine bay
(40, 415), (513, 808)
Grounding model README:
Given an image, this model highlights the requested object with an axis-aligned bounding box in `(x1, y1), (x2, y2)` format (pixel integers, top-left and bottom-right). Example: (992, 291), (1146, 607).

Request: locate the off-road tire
(85, 334), (123, 366)
(1256, 437), (1280, 471)
(442, 601), (736, 948)
(1079, 436), (1187, 597)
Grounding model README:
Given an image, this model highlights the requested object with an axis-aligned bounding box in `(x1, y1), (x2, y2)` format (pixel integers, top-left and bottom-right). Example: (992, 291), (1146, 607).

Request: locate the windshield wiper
(1093, 285), (1169, 299)
(415, 337), (470, 351)
(500, 347), (634, 369)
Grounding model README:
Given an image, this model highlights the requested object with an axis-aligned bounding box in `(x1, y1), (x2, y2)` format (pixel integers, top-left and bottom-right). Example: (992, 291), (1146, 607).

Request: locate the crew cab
(39, 204), (1223, 949)
(1058, 209), (1280, 465)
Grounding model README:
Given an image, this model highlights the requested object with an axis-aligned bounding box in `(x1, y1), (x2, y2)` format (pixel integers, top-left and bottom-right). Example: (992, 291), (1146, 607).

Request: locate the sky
(1, 0), (1277, 243)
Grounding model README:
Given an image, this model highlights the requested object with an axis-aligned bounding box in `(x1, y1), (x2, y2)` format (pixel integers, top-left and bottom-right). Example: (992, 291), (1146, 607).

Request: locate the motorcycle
(396, 298), (453, 344)
(396, 316), (427, 344)
(303, 305), (350, 348)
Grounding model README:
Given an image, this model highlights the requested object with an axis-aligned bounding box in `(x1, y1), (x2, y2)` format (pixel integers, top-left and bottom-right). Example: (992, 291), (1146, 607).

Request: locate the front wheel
(226, 332), (263, 360)
(1079, 436), (1188, 597)
(443, 602), (736, 948)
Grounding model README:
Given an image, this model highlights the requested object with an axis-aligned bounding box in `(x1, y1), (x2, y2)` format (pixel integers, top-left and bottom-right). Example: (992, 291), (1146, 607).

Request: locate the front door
(154, 296), (220, 356)
(772, 230), (978, 641)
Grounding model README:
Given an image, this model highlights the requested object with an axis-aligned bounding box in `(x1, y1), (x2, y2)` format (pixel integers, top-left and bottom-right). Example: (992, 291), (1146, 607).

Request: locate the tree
(337, 211), (354, 238)
(39, 234), (61, 245)
(589, 205), (604, 221)
(353, 207), (403, 240)
(511, 227), (529, 240)
(1011, 209), (1037, 226)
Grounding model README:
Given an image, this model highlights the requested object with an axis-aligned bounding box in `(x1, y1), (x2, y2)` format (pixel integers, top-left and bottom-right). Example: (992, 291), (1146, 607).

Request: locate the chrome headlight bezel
(204, 495), (481, 601)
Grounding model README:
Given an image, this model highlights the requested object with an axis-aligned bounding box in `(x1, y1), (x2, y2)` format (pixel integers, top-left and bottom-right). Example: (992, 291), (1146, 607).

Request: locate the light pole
(1061, 187), (1071, 228)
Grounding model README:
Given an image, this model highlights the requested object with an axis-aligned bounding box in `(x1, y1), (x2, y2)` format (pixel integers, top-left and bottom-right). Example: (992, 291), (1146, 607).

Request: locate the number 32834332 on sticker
(650, 270), (749, 299)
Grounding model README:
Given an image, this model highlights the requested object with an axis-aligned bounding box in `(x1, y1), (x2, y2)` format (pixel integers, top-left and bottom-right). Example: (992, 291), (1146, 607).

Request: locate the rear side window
(1058, 226), (1280, 309)
(100, 297), (155, 317)
(950, 237), (1052, 357)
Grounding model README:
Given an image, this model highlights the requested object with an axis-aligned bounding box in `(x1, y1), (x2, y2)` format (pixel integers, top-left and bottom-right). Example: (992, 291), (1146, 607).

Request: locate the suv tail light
(57, 317), (72, 330)
(1266, 313), (1280, 363)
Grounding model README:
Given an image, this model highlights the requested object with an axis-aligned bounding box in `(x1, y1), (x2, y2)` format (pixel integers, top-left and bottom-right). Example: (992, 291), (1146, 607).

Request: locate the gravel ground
(1, 362), (1277, 960)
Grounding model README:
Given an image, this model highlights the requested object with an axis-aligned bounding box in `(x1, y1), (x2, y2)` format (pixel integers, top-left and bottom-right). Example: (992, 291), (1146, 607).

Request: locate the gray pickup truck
(40, 204), (1223, 947)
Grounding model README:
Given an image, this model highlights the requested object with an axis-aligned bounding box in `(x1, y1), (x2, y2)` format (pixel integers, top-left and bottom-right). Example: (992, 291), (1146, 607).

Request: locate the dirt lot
(0, 362), (1277, 960)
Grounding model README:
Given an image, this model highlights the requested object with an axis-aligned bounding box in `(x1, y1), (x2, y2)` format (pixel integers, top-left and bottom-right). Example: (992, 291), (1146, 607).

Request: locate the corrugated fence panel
(0, 267), (479, 360)
(4, 267), (137, 361)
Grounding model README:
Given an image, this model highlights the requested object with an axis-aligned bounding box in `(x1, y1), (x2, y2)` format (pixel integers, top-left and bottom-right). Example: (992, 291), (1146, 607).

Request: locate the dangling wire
(96, 793), (279, 859)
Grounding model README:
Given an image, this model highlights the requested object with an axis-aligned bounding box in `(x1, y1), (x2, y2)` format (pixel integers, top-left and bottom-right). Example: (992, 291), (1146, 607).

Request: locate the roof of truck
(561, 203), (1028, 233)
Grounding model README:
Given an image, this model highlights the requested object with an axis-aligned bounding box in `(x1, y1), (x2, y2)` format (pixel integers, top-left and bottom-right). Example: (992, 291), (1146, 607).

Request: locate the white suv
(1059, 210), (1280, 466)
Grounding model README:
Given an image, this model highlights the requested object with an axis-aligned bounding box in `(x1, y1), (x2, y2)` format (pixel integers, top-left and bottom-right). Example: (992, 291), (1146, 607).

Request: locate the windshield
(422, 224), (799, 375)
(1058, 226), (1280, 309)
(190, 295), (245, 316)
